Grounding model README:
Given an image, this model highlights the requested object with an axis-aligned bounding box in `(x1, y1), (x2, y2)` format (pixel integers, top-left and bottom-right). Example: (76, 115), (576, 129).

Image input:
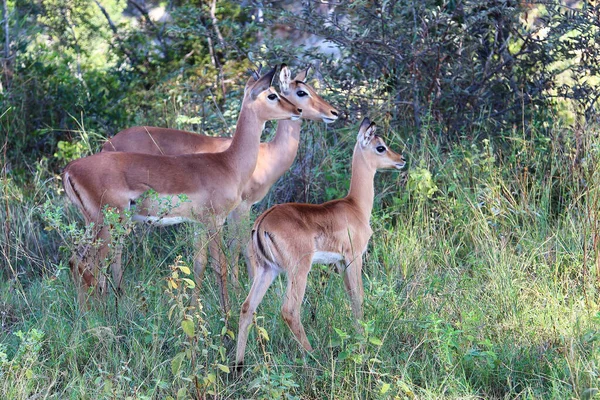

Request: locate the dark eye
(296, 90), (308, 97)
(267, 94), (278, 100)
(376, 146), (386, 153)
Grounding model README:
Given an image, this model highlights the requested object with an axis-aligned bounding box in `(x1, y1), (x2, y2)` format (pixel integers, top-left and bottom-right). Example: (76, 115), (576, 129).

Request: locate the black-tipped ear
(293, 64), (312, 82)
(250, 66), (278, 100)
(359, 117), (371, 132)
(247, 69), (260, 81)
(357, 118), (376, 147)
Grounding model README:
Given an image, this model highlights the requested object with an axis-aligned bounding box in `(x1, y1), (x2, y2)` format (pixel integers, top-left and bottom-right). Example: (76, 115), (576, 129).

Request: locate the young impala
(63, 67), (301, 310)
(102, 65), (339, 285)
(235, 118), (406, 366)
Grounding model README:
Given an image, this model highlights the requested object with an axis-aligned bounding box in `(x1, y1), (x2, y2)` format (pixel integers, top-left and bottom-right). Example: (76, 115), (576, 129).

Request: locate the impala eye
(296, 90), (308, 97)
(267, 94), (278, 100)
(376, 146), (386, 153)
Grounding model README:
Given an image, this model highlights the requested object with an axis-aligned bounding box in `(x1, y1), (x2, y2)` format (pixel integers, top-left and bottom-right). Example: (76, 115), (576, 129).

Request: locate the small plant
(0, 329), (45, 398)
(164, 256), (233, 399)
(247, 369), (300, 400)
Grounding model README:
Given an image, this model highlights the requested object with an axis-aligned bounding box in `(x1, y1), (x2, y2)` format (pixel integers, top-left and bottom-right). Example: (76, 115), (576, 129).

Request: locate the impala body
(101, 65), (339, 284)
(236, 118), (406, 366)
(63, 67), (301, 310)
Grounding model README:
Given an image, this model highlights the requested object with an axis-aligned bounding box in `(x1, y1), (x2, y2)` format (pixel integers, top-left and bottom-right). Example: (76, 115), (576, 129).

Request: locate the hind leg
(236, 261), (280, 366)
(281, 259), (313, 352)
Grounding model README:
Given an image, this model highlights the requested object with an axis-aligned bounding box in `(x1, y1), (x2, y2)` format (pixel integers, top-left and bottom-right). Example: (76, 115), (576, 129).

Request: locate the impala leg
(244, 238), (258, 280)
(70, 223), (112, 304)
(94, 225), (113, 297)
(342, 257), (364, 323)
(193, 229), (209, 289)
(226, 209), (242, 289)
(110, 239), (124, 295)
(227, 203), (252, 287)
(236, 263), (280, 366)
(208, 228), (230, 314)
(70, 246), (96, 307)
(281, 260), (313, 352)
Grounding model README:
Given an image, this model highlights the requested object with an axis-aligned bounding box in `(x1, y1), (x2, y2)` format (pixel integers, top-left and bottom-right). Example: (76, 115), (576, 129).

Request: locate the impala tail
(63, 168), (92, 222)
(251, 208), (282, 272)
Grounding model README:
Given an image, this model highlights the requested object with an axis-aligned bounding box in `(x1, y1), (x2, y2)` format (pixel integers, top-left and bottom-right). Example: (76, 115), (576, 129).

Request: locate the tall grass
(1, 117), (600, 399)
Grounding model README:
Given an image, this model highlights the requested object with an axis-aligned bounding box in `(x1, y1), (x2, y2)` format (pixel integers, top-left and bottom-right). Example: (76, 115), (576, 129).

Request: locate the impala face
(279, 64), (339, 123)
(251, 86), (302, 122)
(357, 118), (406, 171)
(370, 135), (406, 170)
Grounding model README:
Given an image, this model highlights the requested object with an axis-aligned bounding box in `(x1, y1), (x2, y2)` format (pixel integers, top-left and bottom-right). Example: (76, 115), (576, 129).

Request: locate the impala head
(244, 66), (302, 122)
(357, 117), (406, 170)
(279, 64), (339, 123)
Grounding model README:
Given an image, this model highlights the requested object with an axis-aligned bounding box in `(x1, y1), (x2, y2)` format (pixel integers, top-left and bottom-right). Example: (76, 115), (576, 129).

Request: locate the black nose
(297, 108), (302, 113)
(331, 110), (338, 116)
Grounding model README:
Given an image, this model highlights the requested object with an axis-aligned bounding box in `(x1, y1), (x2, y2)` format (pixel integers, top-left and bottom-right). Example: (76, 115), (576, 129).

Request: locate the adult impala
(235, 118), (406, 366)
(63, 67), (301, 310)
(102, 65), (339, 285)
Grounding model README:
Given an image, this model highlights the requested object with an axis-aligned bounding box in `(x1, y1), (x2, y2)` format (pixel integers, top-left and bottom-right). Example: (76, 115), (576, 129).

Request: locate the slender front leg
(226, 202), (252, 287)
(342, 257), (364, 323)
(208, 227), (230, 314)
(236, 262), (280, 366)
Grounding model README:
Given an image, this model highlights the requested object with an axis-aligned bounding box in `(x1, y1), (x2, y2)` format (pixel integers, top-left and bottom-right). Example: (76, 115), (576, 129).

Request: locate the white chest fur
(311, 251), (345, 265)
(132, 215), (194, 226)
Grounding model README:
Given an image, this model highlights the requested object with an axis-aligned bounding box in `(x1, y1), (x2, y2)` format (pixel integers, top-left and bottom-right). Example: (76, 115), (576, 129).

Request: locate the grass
(2, 119), (600, 399)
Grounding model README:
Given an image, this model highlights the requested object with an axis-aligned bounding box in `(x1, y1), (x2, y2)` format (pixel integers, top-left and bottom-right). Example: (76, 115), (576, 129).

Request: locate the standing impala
(102, 65), (339, 285)
(63, 67), (301, 310)
(235, 118), (406, 366)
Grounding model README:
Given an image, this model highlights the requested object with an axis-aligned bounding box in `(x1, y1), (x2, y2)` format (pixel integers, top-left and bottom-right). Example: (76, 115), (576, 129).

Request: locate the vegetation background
(2, 0), (600, 398)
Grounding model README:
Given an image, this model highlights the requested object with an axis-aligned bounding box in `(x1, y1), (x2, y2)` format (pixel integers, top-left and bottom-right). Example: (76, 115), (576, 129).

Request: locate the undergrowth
(1, 118), (600, 399)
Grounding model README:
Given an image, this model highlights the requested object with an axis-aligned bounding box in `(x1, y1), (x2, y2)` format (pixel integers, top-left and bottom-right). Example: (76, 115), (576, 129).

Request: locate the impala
(235, 118), (406, 366)
(63, 67), (301, 310)
(102, 65), (339, 285)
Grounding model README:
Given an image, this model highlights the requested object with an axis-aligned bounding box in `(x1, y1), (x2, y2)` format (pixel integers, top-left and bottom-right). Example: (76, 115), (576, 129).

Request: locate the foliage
(264, 0), (600, 137)
(2, 1), (600, 399)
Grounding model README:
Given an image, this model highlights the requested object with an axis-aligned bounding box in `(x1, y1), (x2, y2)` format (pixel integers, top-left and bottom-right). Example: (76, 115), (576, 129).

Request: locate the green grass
(2, 121), (600, 399)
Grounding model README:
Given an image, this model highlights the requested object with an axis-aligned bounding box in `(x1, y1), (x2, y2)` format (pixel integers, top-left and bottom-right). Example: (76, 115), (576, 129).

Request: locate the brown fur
(235, 118), (406, 366)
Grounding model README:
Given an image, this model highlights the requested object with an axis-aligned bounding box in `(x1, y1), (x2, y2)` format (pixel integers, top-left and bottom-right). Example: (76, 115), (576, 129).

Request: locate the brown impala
(63, 67), (301, 311)
(101, 65), (339, 286)
(236, 118), (406, 366)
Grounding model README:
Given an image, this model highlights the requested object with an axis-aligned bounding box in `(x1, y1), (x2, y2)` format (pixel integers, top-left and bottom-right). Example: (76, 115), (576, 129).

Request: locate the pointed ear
(279, 63), (292, 94)
(293, 64), (311, 82)
(357, 118), (376, 147)
(244, 65), (261, 93)
(250, 66), (277, 100)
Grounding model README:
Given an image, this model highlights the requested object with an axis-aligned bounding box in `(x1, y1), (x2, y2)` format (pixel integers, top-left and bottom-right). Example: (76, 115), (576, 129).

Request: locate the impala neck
(268, 119), (302, 171)
(224, 104), (264, 181)
(347, 144), (376, 220)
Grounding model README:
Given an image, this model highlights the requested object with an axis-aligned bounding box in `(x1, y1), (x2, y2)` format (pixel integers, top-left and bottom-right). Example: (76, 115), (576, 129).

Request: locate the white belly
(132, 215), (194, 226)
(311, 251), (344, 265)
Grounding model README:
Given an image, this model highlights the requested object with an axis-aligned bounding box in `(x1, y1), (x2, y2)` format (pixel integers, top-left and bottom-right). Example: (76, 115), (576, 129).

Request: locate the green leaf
(334, 328), (350, 340)
(204, 373), (216, 384)
(178, 265), (191, 275)
(171, 352), (185, 375)
(217, 364), (230, 373)
(181, 319), (195, 338)
(380, 382), (391, 394)
(257, 326), (270, 341)
(182, 278), (195, 288)
(369, 336), (383, 346)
